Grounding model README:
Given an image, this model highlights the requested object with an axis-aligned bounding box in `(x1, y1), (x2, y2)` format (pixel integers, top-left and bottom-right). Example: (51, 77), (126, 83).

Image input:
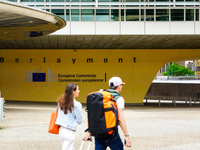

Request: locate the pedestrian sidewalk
(0, 101), (200, 150)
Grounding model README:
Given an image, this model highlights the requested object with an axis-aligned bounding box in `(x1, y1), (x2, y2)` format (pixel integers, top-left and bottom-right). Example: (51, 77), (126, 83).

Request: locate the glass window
(71, 9), (79, 21)
(111, 10), (119, 21)
(156, 9), (169, 21)
(196, 9), (199, 21)
(171, 9), (184, 21)
(98, 0), (109, 1)
(146, 9), (154, 21)
(121, 9), (124, 21)
(81, 0), (94, 1)
(81, 5), (94, 7)
(111, 0), (119, 1)
(36, 0), (44, 2)
(98, 5), (109, 7)
(126, 0), (139, 1)
(126, 9), (139, 21)
(51, 9), (64, 20)
(186, 9), (194, 21)
(96, 9), (109, 21)
(52, 5), (65, 7)
(81, 9), (94, 21)
(162, 66), (165, 72)
(141, 9), (144, 21)
(21, 0), (34, 2)
(51, 0), (64, 1)
(66, 9), (70, 21)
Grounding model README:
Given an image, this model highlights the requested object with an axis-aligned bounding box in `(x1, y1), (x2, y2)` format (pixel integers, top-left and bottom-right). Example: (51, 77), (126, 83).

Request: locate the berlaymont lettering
(0, 57), (137, 63)
(0, 49), (137, 103)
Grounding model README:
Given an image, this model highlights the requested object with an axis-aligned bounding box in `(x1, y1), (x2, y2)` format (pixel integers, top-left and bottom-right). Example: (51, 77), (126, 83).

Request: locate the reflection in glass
(196, 9), (199, 21)
(66, 9), (70, 21)
(81, 0), (94, 1)
(156, 9), (169, 21)
(98, 0), (109, 1)
(126, 9), (139, 21)
(21, 0), (34, 1)
(71, 9), (79, 21)
(141, 9), (144, 21)
(126, 0), (139, 1)
(81, 9), (94, 21)
(52, 9), (65, 20)
(186, 9), (194, 21)
(96, 9), (109, 21)
(146, 9), (154, 21)
(121, 9), (124, 21)
(51, 0), (64, 1)
(111, 10), (119, 21)
(171, 9), (184, 21)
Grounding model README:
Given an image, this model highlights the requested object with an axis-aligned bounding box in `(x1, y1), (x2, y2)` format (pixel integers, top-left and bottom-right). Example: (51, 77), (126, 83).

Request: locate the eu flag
(32, 73), (46, 82)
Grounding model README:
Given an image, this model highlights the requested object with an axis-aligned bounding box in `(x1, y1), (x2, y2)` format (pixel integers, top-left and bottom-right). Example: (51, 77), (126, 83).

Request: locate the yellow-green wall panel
(0, 49), (200, 104)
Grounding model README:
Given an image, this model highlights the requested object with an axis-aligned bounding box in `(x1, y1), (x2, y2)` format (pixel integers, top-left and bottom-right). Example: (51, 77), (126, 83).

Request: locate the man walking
(84, 76), (131, 149)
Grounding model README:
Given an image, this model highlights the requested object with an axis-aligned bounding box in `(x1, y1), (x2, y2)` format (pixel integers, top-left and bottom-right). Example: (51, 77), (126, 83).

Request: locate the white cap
(109, 77), (125, 87)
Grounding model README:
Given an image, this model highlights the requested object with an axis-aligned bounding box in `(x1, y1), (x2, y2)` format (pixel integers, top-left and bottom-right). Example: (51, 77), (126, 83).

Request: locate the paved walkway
(0, 101), (200, 150)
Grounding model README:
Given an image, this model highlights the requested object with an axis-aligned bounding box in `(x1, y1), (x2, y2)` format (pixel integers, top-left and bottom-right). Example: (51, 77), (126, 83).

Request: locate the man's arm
(118, 108), (131, 147)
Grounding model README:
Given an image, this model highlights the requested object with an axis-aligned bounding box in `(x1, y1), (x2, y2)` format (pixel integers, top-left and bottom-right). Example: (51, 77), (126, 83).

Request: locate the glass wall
(51, 9), (65, 20)
(96, 9), (109, 21)
(196, 9), (199, 21)
(71, 9), (79, 21)
(81, 9), (94, 21)
(126, 9), (139, 21)
(66, 9), (70, 21)
(156, 9), (169, 21)
(9, 0), (200, 22)
(111, 10), (119, 21)
(146, 9), (154, 21)
(171, 9), (184, 21)
(121, 10), (124, 21)
(49, 8), (200, 22)
(186, 9), (194, 21)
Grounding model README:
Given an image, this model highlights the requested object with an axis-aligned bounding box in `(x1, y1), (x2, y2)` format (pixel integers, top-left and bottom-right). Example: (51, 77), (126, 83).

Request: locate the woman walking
(56, 83), (83, 150)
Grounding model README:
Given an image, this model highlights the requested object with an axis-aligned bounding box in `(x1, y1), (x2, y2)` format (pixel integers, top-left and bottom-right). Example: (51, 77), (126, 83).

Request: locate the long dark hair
(58, 83), (78, 114)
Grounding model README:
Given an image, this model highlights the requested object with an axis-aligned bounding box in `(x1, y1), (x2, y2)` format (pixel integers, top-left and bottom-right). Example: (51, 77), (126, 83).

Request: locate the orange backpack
(86, 90), (118, 138)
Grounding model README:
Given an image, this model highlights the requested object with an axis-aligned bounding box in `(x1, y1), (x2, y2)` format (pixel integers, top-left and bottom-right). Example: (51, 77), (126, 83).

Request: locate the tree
(162, 62), (195, 76)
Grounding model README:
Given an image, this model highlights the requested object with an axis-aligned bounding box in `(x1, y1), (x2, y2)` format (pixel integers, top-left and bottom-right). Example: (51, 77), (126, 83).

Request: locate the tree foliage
(162, 62), (195, 76)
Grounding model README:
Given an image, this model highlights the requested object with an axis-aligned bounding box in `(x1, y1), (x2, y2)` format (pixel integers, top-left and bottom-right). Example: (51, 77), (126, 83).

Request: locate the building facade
(1, 0), (200, 104)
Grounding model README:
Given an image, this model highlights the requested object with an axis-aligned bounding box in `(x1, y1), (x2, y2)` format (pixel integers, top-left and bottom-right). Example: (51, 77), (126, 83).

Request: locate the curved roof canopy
(0, 0), (66, 41)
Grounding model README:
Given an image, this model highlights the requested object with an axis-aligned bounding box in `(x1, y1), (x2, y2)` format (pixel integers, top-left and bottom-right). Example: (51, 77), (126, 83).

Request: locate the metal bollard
(185, 97), (187, 104)
(190, 97), (192, 106)
(159, 97), (161, 106)
(146, 96), (148, 104)
(174, 98), (176, 106)
(172, 97), (174, 104)
(194, 98), (196, 105)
